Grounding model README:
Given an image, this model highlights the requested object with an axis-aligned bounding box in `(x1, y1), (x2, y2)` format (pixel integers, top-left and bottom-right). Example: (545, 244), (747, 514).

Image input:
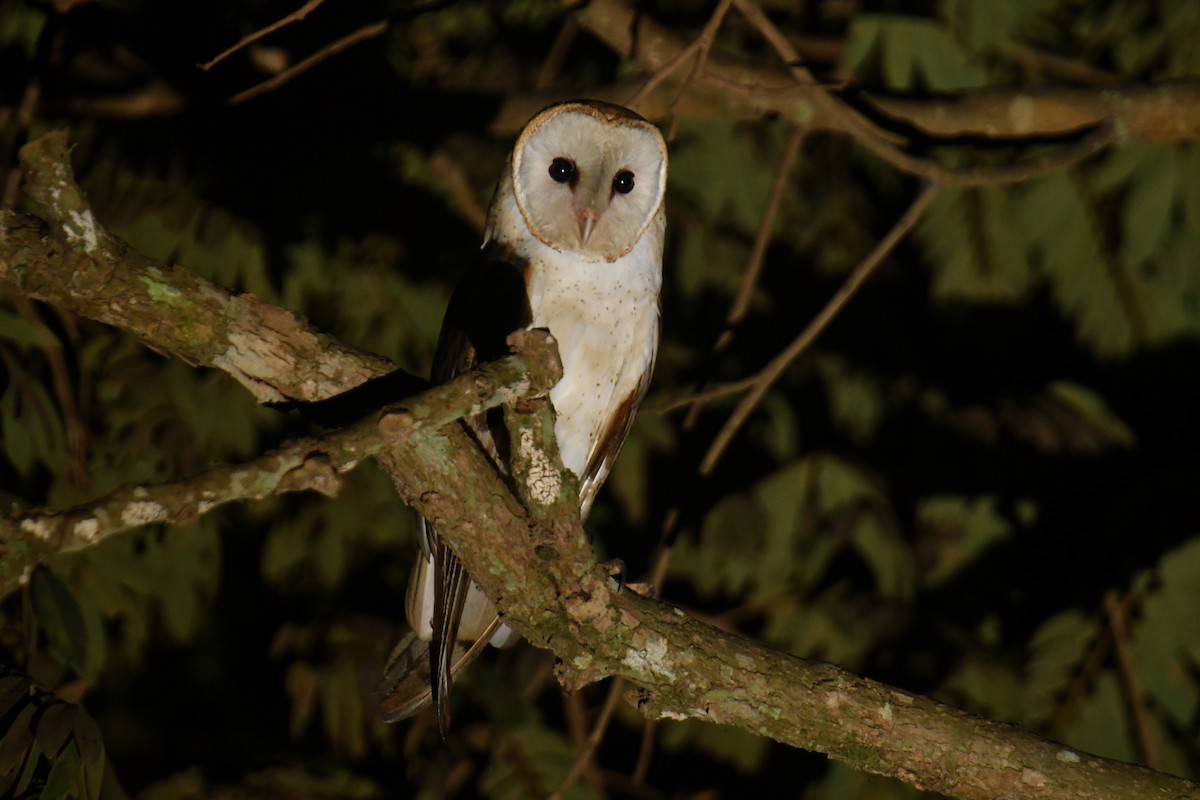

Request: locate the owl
(377, 100), (668, 733)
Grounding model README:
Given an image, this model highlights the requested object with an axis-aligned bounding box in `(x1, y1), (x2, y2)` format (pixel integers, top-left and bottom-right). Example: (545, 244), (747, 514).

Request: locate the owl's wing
(376, 615), (503, 722)
(382, 241), (531, 735)
(576, 309), (660, 519)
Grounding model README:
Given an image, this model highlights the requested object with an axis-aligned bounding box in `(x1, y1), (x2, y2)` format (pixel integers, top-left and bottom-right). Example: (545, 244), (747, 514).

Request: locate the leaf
(318, 662), (367, 760)
(849, 512), (914, 600)
(944, 657), (1022, 722)
(659, 718), (769, 773)
(607, 413), (675, 526)
(7, 738), (41, 799)
(762, 593), (875, 668)
(673, 223), (749, 300)
(25, 377), (68, 472)
(813, 354), (886, 444)
(33, 702), (78, 759)
(849, 15), (989, 91)
(312, 526), (347, 588)
(1132, 537), (1200, 727)
(1120, 146), (1179, 270)
(842, 15), (881, 76)
(1022, 609), (1099, 726)
(751, 390), (801, 463)
(40, 739), (83, 800)
(668, 119), (777, 238)
(284, 662), (319, 741)
(73, 710), (105, 800)
(2, 387), (35, 475)
(809, 761), (921, 800)
(688, 493), (765, 597)
(812, 453), (880, 516)
(942, 0), (1047, 51)
(1063, 671), (1138, 764)
(753, 460), (808, 596)
(1017, 174), (1133, 357)
(0, 702), (36, 777)
(917, 495), (1014, 587)
(0, 309), (55, 347)
(262, 524), (310, 586)
(919, 188), (1033, 303)
(480, 725), (598, 800)
(0, 3), (47, 59)
(1044, 381), (1136, 448)
(32, 568), (88, 674)
(0, 675), (31, 720)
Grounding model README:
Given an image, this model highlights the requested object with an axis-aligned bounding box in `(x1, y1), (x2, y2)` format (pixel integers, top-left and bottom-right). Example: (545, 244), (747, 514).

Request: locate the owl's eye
(549, 158), (576, 184)
(613, 170), (635, 195)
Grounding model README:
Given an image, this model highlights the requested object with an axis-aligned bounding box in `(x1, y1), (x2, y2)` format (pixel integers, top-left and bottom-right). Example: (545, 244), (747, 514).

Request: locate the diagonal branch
(700, 182), (939, 475)
(4, 131), (395, 403)
(0, 337), (562, 596)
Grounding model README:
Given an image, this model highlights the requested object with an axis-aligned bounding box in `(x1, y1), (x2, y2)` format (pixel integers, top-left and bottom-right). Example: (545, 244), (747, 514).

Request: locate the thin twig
(2, 79), (41, 208)
(683, 127), (804, 428)
(536, 17), (580, 90)
(1049, 592), (1140, 735)
(1103, 590), (1160, 769)
(562, 691), (610, 800)
(547, 679), (625, 800)
(631, 718), (659, 784)
(731, 0), (818, 83)
(726, 0), (1118, 188)
(700, 183), (940, 476)
(648, 376), (756, 415)
(625, 0), (734, 111)
(10, 294), (88, 486)
(230, 20), (389, 105)
(722, 127), (805, 337)
(428, 148), (488, 234)
(201, 0), (327, 71)
(997, 41), (1121, 87)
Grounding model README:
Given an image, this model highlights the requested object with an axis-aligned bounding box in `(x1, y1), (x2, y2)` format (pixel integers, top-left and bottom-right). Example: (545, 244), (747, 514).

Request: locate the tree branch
(560, 0), (1198, 170)
(3, 130), (396, 404)
(4, 131), (1199, 800)
(0, 336), (562, 596)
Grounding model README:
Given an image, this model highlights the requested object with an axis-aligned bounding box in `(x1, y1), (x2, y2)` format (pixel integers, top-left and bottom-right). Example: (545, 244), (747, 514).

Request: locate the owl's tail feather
(375, 615), (503, 725)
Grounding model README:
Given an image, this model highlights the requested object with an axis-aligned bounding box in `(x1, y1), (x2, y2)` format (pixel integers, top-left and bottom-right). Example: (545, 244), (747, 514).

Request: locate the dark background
(2, 1), (1199, 797)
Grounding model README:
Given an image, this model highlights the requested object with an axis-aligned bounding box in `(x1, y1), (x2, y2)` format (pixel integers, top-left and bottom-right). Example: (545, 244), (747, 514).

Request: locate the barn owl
(377, 100), (668, 733)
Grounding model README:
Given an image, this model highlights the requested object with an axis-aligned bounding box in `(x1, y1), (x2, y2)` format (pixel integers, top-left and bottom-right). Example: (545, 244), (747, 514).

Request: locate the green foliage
(272, 621), (395, 761)
(941, 0), (1053, 52)
(916, 495), (1014, 588)
(84, 159), (274, 300)
(1131, 539), (1200, 729)
(918, 152), (1200, 358)
(658, 717), (769, 774)
(844, 15), (989, 91)
(0, 676), (106, 800)
(480, 726), (599, 800)
(0, 2), (46, 60)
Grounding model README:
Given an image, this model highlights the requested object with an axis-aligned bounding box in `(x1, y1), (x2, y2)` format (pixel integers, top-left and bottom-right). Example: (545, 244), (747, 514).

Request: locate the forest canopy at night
(2, 1), (1200, 798)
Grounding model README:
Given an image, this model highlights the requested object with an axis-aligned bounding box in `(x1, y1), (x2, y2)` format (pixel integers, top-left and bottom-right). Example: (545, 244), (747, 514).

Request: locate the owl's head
(510, 100), (667, 262)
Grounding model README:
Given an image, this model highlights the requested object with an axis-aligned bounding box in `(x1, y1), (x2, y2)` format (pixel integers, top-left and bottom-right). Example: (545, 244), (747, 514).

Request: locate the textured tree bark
(3, 131), (1198, 800)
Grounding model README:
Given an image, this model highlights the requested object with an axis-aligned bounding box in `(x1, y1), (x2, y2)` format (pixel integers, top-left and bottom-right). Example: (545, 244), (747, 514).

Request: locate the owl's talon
(623, 581), (657, 599)
(600, 558), (628, 590)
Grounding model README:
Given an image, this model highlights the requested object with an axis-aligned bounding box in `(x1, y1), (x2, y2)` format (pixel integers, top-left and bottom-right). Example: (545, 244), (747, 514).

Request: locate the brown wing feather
(577, 311), (660, 519)
(421, 242), (532, 732)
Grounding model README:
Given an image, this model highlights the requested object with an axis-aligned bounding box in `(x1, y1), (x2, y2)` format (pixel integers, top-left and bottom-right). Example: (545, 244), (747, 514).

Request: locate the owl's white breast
(485, 166), (664, 513)
(524, 226), (661, 484)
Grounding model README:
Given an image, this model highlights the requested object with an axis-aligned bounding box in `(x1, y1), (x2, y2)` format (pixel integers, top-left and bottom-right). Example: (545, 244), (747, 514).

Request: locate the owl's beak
(577, 209), (600, 244)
